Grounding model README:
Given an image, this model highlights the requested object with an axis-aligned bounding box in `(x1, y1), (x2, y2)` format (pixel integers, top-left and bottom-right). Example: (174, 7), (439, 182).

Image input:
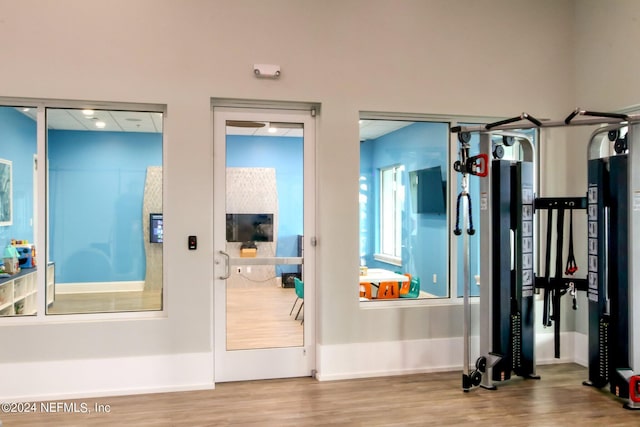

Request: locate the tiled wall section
(143, 166), (163, 291)
(226, 167), (278, 286)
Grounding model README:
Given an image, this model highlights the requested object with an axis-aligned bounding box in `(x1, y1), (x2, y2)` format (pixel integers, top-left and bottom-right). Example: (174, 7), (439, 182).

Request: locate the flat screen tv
(226, 213), (274, 243)
(409, 166), (446, 214)
(150, 213), (163, 243)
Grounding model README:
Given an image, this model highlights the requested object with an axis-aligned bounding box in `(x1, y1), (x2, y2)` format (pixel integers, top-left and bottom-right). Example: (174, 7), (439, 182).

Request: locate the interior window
(0, 105), (39, 316)
(44, 107), (164, 314)
(359, 118), (449, 300)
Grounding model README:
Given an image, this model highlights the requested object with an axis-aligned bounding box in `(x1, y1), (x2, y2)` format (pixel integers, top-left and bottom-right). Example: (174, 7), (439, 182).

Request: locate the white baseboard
(316, 337), (475, 381)
(316, 332), (588, 381)
(56, 281), (145, 294)
(1, 333), (590, 400)
(1, 352), (214, 402)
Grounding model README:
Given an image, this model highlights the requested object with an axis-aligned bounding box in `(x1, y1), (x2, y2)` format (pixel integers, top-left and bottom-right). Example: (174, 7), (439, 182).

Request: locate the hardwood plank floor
(226, 282), (302, 350)
(2, 364), (639, 426)
(46, 281), (303, 351)
(47, 290), (162, 314)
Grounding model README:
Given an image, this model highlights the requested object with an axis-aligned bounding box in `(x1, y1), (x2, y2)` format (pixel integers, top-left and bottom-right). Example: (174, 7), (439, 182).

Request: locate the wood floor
(226, 281), (303, 350)
(47, 290), (163, 314)
(2, 364), (639, 426)
(46, 281), (302, 348)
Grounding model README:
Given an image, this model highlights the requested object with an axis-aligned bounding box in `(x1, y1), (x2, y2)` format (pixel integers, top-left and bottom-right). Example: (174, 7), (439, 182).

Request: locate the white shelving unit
(0, 269), (38, 316)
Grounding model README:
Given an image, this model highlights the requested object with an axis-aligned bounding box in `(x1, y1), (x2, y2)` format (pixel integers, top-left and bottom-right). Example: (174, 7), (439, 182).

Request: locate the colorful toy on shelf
(3, 244), (20, 274)
(10, 239), (36, 269)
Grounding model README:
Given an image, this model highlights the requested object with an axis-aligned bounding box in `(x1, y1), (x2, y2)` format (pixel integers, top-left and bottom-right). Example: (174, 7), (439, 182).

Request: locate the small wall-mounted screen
(150, 213), (163, 243)
(226, 213), (274, 243)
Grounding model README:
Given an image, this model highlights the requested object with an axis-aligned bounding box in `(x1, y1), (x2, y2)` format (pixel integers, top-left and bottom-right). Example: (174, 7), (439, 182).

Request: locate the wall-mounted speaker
(281, 272), (301, 288)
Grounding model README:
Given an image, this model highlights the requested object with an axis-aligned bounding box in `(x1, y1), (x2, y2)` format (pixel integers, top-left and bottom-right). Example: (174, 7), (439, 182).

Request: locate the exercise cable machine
(452, 130), (488, 390)
(453, 114), (539, 391)
(452, 109), (640, 409)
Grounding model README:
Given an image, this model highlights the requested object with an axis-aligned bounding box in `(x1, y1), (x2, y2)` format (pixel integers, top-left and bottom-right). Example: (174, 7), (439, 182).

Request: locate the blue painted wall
(48, 130), (162, 283)
(360, 122), (449, 297)
(226, 135), (303, 274)
(2, 120), (299, 283)
(0, 107), (37, 253)
(0, 108), (481, 293)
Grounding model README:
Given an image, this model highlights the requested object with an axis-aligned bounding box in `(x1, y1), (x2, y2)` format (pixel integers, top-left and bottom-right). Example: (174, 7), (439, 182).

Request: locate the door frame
(211, 99), (318, 382)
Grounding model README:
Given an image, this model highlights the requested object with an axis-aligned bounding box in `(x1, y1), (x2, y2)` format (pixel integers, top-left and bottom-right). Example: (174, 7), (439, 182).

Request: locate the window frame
(0, 97), (167, 324)
(359, 111), (536, 307)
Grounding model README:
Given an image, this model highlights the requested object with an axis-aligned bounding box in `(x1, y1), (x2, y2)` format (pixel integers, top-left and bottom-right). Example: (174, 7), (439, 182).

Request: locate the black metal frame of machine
(452, 109), (640, 409)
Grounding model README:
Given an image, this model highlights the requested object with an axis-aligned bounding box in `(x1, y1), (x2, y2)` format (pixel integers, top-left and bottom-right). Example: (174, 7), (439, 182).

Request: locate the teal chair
(400, 277), (420, 298)
(289, 277), (304, 324)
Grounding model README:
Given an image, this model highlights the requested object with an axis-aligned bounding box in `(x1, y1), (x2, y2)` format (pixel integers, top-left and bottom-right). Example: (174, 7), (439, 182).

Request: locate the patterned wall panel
(226, 167), (278, 286)
(143, 166), (162, 291)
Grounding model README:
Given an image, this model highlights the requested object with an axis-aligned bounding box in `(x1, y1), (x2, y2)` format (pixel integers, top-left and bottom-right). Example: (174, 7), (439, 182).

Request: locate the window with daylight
(379, 164), (404, 262)
(359, 117), (449, 301)
(359, 115), (539, 304)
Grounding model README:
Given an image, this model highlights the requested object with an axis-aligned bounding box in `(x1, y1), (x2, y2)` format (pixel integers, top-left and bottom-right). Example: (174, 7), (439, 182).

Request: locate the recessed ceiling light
(82, 109), (95, 116)
(95, 121), (106, 129)
(268, 127), (277, 133)
(22, 108), (30, 112)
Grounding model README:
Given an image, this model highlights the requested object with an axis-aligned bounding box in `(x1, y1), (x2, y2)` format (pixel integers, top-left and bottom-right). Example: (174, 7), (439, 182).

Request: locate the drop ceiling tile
(46, 109), (89, 131)
(110, 110), (159, 133)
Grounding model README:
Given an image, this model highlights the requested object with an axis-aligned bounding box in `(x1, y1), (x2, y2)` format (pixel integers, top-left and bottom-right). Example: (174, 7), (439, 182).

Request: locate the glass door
(213, 106), (315, 382)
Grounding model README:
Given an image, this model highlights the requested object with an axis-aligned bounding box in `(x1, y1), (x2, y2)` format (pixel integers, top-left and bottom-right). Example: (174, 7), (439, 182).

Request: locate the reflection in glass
(224, 120), (304, 350)
(45, 108), (163, 314)
(0, 106), (39, 316)
(359, 119), (449, 299)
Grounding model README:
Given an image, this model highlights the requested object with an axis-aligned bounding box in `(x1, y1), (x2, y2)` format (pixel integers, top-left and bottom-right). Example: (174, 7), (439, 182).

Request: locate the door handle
(219, 250), (230, 280)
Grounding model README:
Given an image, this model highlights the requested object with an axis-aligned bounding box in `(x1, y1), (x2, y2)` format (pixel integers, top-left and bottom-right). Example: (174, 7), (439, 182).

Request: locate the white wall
(570, 0), (640, 336)
(0, 0), (582, 398)
(574, 0), (640, 111)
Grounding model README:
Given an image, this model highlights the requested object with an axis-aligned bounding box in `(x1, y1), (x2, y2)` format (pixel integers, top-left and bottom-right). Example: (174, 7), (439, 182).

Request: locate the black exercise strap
(552, 208), (565, 359)
(534, 197), (589, 360)
(565, 209), (578, 275)
(542, 211), (553, 327)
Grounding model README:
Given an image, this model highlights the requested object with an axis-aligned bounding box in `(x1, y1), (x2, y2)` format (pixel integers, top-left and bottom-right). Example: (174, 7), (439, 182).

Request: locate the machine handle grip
(564, 108), (580, 124)
(582, 110), (628, 121)
(485, 116), (522, 130)
(486, 113), (542, 130)
(525, 113), (543, 126)
(565, 108), (628, 124)
(630, 376), (640, 403)
(466, 154), (489, 178)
